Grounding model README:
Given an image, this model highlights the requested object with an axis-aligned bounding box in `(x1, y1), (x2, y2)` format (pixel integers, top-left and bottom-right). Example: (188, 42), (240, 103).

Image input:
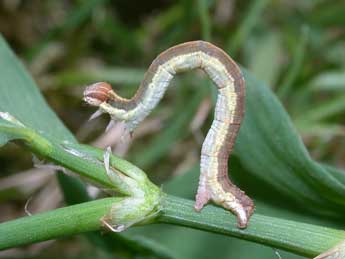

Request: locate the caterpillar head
(83, 82), (113, 106)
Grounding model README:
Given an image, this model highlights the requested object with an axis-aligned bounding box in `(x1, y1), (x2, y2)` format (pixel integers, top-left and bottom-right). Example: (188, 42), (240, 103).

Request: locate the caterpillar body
(83, 41), (254, 228)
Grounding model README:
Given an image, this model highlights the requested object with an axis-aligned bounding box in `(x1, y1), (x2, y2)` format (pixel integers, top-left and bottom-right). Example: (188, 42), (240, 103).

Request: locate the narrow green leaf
(248, 32), (284, 87)
(277, 26), (309, 99)
(296, 122), (345, 138)
(226, 0), (270, 54)
(308, 71), (345, 92)
(197, 0), (211, 41)
(294, 94), (345, 123)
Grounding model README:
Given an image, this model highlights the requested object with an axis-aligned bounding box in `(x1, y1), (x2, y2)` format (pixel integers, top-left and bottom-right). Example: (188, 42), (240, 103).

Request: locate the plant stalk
(1, 195), (344, 258)
(159, 195), (345, 258)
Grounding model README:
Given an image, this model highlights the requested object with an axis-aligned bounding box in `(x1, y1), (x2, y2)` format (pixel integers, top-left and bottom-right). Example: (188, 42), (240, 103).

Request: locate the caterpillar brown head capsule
(84, 82), (113, 106)
(83, 41), (255, 228)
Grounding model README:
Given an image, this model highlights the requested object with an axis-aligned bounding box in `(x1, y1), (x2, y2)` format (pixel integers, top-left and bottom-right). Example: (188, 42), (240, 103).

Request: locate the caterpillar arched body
(83, 41), (254, 228)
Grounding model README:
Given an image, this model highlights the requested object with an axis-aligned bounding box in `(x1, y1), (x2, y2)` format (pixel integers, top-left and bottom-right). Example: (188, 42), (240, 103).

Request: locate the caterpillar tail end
(194, 177), (255, 229)
(224, 187), (255, 229)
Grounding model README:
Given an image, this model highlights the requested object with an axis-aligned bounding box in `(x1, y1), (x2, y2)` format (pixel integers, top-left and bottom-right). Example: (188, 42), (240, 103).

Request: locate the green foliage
(0, 34), (172, 258)
(1, 1), (345, 258)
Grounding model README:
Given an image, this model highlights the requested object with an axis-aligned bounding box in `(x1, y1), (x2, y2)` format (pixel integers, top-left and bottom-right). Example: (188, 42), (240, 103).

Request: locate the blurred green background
(0, 0), (344, 258)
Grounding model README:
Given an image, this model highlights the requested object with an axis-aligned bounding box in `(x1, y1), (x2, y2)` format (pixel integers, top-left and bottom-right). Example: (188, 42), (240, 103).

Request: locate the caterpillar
(83, 41), (254, 228)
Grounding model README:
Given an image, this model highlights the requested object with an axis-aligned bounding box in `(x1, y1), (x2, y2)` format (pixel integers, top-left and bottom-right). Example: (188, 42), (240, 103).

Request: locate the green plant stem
(1, 125), (115, 189)
(1, 195), (344, 257)
(160, 196), (345, 258)
(0, 198), (117, 250)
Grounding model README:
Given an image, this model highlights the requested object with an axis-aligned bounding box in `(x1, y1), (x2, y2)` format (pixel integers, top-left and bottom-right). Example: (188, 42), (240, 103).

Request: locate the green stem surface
(160, 195), (345, 258)
(1, 195), (344, 258)
(0, 198), (117, 250)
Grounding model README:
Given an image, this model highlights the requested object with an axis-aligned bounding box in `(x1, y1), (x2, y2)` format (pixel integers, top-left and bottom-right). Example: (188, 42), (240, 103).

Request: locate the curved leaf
(234, 69), (345, 214)
(0, 34), (74, 142)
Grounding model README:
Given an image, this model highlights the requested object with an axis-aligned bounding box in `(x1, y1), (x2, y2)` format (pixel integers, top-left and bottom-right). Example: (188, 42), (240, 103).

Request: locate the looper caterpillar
(83, 41), (254, 228)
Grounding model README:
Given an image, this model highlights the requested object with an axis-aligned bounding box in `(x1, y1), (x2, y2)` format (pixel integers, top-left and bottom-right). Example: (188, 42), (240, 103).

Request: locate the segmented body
(84, 41), (254, 228)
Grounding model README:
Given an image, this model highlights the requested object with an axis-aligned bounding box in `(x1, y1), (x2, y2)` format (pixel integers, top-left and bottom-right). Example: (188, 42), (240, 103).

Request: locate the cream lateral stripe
(83, 40), (254, 228)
